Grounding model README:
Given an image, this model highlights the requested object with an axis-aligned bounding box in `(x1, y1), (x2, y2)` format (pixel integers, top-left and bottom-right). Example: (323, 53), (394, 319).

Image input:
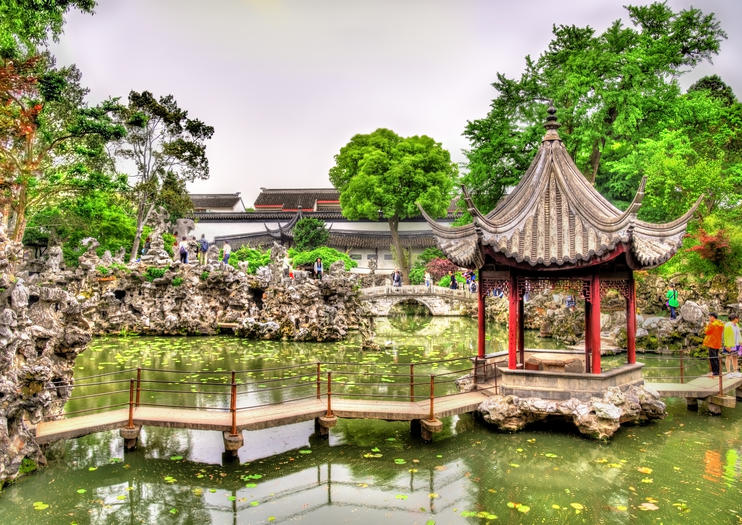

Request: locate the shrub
(162, 232), (176, 257)
(96, 265), (110, 276)
(145, 267), (168, 282)
(288, 246), (357, 271)
(228, 246), (271, 273)
(200, 271), (210, 281)
(426, 257), (458, 281)
(293, 217), (329, 251)
(172, 276), (184, 287)
(437, 273), (465, 288)
(409, 267), (425, 284)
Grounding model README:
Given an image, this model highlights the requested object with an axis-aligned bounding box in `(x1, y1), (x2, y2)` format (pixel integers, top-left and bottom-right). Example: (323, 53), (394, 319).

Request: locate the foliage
(17, 457), (37, 475)
(171, 276), (184, 287)
(408, 267), (425, 285)
(293, 217), (329, 251)
(407, 247), (444, 284)
(200, 270), (209, 281)
(462, 3), (730, 217)
(23, 173), (136, 266)
(96, 265), (109, 276)
(437, 273), (465, 288)
(227, 245), (270, 273)
(1, 56), (126, 241)
(426, 257), (458, 281)
(329, 128), (457, 279)
(144, 266), (168, 282)
(162, 232), (175, 257)
(288, 246), (357, 271)
(0, 0), (95, 57)
(111, 90), (213, 261)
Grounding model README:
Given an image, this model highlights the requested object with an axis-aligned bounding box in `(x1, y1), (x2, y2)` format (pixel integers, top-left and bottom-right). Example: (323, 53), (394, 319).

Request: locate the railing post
(127, 379), (135, 429)
(679, 353), (684, 384)
(326, 371), (333, 417)
(230, 371), (237, 436)
(410, 364), (415, 402)
(428, 375), (436, 422)
(135, 367), (142, 407)
(718, 372), (723, 396)
(316, 362), (321, 400)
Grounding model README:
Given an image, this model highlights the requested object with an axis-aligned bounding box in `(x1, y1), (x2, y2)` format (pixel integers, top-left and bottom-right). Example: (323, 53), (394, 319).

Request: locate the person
(178, 236), (189, 264)
(314, 257), (323, 280)
(703, 312), (725, 376)
(221, 240), (231, 267)
(666, 285), (679, 320)
(469, 278), (477, 293)
(722, 314), (741, 376)
(566, 294), (576, 310)
(392, 269), (402, 287)
(449, 270), (458, 290)
(424, 271), (432, 290)
(198, 234), (209, 265)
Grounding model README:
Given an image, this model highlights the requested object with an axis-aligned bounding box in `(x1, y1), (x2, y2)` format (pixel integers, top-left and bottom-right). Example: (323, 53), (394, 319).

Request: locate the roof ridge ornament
(543, 102), (561, 141)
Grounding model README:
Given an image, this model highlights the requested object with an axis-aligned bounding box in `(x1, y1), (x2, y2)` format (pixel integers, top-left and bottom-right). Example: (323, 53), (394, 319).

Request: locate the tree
(329, 128), (457, 281)
(293, 217), (329, 251)
(112, 91), (213, 262)
(0, 0), (96, 57)
(0, 56), (125, 241)
(463, 3), (727, 214)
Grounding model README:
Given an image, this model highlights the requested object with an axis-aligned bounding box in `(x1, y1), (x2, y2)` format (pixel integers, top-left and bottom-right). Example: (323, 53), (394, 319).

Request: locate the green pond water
(1, 313), (741, 524)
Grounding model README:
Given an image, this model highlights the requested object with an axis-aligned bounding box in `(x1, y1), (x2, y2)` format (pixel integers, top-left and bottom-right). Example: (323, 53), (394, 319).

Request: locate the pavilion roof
(420, 105), (701, 270)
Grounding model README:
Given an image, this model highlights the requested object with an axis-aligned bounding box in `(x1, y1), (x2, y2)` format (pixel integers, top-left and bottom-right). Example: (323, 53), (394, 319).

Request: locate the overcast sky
(51, 0), (742, 207)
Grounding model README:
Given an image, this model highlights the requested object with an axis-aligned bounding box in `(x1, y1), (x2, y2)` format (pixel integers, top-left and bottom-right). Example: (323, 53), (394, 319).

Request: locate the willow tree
(329, 128), (457, 281)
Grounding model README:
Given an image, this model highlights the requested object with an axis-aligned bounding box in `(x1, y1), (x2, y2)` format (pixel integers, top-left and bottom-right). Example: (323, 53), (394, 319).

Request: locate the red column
(477, 274), (485, 359)
(590, 273), (602, 374)
(508, 272), (518, 369)
(627, 277), (636, 364)
(584, 298), (592, 374)
(518, 294), (525, 366)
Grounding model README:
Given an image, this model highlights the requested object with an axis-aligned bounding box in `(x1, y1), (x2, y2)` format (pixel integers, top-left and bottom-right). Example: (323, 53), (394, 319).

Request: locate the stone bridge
(359, 285), (476, 316)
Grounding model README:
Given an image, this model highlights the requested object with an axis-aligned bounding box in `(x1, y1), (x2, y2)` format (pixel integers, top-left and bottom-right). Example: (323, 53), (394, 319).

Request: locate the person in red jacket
(703, 312), (725, 376)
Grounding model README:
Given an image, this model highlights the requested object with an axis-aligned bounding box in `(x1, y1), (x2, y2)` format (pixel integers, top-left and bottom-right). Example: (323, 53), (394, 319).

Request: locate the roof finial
(543, 101), (561, 141)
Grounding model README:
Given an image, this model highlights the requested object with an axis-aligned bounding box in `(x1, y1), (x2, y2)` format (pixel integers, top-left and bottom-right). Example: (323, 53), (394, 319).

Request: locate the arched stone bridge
(360, 285), (477, 316)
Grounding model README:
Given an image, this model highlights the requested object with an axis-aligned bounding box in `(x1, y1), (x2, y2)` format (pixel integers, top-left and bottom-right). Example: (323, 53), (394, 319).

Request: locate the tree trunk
(388, 217), (410, 283)
(10, 185), (27, 243)
(588, 137), (606, 184)
(129, 199), (151, 263)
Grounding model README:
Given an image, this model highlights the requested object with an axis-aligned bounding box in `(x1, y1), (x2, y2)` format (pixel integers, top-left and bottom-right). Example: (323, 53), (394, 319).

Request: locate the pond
(1, 314), (740, 524)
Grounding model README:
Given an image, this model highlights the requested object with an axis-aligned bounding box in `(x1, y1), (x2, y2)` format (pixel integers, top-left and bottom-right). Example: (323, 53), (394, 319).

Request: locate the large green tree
(463, 2), (730, 218)
(329, 128), (457, 281)
(111, 91), (214, 262)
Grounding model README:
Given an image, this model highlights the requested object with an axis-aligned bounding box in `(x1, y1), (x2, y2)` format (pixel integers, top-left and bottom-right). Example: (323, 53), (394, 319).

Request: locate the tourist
(222, 240), (231, 267)
(723, 314), (741, 376)
(666, 285), (679, 320)
(178, 236), (189, 264)
(566, 294), (576, 310)
(198, 234), (209, 265)
(392, 269), (402, 287)
(703, 312), (724, 376)
(141, 236), (151, 258)
(449, 270), (458, 290)
(424, 271), (431, 290)
(314, 257), (323, 280)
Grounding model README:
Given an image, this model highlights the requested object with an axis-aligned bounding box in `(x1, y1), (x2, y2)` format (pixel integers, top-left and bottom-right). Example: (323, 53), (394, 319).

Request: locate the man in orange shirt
(703, 312), (725, 376)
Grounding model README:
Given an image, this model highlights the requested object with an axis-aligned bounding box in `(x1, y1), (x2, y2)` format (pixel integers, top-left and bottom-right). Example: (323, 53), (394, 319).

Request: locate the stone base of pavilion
(466, 350), (665, 439)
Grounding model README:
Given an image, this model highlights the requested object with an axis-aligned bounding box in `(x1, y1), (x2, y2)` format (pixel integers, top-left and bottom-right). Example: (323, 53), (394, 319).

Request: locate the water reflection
(2, 313), (742, 523)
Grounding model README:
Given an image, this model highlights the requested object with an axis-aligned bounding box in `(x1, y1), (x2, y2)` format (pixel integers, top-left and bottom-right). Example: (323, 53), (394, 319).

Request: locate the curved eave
(416, 203), (483, 268)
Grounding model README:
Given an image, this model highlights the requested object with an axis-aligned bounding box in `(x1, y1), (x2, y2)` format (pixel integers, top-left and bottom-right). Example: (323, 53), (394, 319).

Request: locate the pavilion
(420, 105), (700, 395)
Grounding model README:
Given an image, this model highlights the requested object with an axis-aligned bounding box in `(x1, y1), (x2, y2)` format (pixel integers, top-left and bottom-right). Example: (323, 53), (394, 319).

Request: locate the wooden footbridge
(641, 352), (742, 414)
(35, 358), (497, 455)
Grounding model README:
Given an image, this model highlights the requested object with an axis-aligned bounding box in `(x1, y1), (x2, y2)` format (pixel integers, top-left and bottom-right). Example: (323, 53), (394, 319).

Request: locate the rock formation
(478, 385), (666, 439)
(0, 215), (91, 485)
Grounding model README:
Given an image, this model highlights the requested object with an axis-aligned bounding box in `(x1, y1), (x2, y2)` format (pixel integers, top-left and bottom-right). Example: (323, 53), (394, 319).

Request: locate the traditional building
(190, 193), (246, 213)
(422, 105), (699, 389)
(191, 188), (459, 271)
